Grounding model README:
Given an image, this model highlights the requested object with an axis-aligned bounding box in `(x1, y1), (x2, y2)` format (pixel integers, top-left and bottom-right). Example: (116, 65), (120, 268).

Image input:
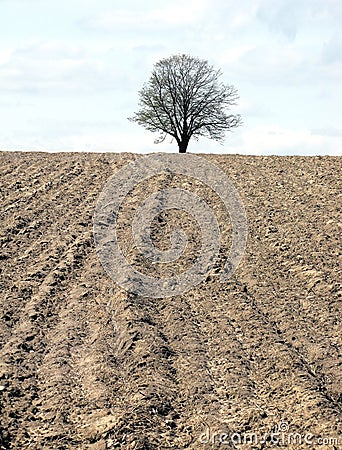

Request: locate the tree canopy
(129, 54), (242, 153)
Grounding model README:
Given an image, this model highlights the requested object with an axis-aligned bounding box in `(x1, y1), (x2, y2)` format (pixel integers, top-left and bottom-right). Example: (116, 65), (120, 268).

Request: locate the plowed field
(0, 152), (341, 449)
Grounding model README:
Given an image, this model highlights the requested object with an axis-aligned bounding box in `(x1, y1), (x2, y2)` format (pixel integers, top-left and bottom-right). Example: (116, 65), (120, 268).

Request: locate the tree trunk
(178, 139), (189, 153)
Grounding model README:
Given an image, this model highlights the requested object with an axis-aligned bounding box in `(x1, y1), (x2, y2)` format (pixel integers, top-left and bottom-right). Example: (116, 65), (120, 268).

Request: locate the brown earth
(0, 151), (341, 450)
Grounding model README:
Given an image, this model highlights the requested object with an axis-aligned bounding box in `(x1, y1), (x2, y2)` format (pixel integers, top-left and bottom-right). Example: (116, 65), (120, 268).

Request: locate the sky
(0, 0), (341, 155)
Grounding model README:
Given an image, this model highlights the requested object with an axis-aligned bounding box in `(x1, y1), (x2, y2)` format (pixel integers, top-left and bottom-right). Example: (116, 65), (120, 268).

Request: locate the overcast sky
(0, 0), (341, 154)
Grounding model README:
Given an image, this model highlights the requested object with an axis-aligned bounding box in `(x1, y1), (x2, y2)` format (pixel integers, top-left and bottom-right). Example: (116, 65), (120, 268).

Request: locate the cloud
(0, 49), (12, 65)
(256, 0), (301, 41)
(0, 41), (133, 94)
(256, 0), (342, 41)
(322, 34), (342, 64)
(12, 41), (86, 60)
(227, 44), (308, 86)
(81, 0), (207, 33)
(27, 118), (117, 138)
(311, 128), (342, 137)
(199, 0), (258, 30)
(238, 125), (342, 155)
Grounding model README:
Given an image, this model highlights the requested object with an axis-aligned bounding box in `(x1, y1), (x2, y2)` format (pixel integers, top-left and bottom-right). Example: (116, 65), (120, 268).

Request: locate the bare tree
(129, 54), (242, 153)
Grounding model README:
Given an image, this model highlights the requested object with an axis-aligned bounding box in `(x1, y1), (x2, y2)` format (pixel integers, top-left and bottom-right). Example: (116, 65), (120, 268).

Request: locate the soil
(0, 151), (341, 449)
